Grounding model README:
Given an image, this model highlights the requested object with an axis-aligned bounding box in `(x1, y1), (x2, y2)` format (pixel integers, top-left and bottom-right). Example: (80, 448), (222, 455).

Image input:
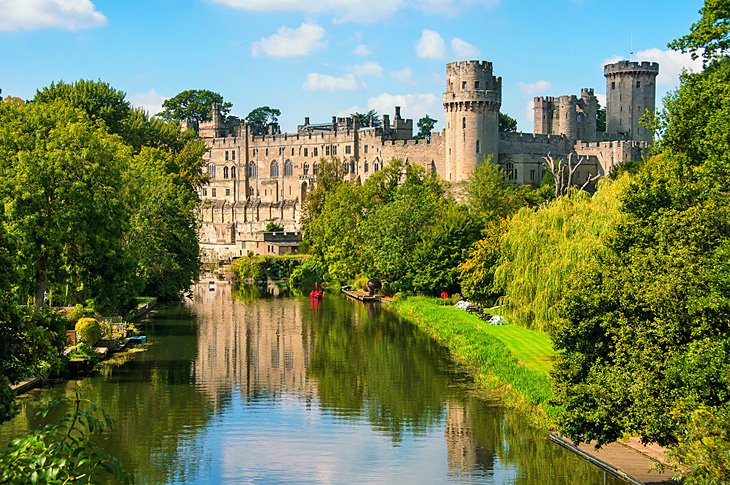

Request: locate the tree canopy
(159, 89), (232, 123)
(246, 106), (281, 136)
(668, 0), (730, 63)
(415, 115), (437, 140)
(351, 109), (382, 129)
(499, 112), (517, 132)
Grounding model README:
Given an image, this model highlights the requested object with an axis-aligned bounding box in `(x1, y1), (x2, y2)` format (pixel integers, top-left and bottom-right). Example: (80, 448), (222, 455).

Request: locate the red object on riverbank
(310, 282), (323, 300)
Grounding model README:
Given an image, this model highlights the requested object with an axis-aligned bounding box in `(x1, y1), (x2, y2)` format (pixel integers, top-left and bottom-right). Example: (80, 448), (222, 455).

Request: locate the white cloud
(391, 68), (414, 84)
(347, 61), (383, 77)
(451, 38), (481, 59)
(251, 23), (325, 57)
(0, 0), (106, 31)
(353, 44), (372, 56)
(601, 48), (702, 87)
(415, 30), (446, 60)
(129, 89), (167, 116)
(366, 93), (441, 123)
(517, 80), (552, 95)
(413, 0), (501, 15)
(211, 0), (404, 23)
(595, 93), (607, 109)
(303, 73), (358, 91)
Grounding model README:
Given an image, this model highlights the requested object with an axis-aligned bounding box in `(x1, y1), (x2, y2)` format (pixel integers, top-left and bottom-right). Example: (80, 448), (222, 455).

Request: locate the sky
(0, 0), (705, 133)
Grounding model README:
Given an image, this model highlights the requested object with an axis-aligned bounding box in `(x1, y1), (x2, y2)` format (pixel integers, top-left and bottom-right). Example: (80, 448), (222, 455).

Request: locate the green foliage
(494, 176), (628, 331)
(232, 255), (307, 283)
(300, 157), (346, 230)
(458, 219), (508, 305)
(159, 89), (232, 123)
(245, 106), (281, 136)
(66, 343), (101, 364)
(0, 390), (132, 484)
(668, 0), (730, 63)
(414, 115), (437, 140)
(350, 109), (381, 128)
(75, 318), (102, 346)
(596, 101), (606, 132)
(462, 158), (534, 223)
(289, 257), (325, 290)
(264, 222), (285, 232)
(499, 112), (517, 132)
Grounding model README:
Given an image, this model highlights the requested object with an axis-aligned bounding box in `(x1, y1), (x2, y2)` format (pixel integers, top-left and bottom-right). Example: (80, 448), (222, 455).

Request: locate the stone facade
(197, 59), (658, 261)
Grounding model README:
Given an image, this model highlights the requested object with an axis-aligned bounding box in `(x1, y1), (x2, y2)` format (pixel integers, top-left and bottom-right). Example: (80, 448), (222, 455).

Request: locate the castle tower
(604, 61), (659, 143)
(533, 97), (555, 135)
(557, 95), (578, 140)
(578, 88), (598, 142)
(443, 61), (501, 182)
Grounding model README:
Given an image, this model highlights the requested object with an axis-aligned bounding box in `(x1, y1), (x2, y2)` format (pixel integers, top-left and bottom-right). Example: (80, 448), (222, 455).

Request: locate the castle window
(326, 146), (330, 156)
(343, 162), (349, 174)
(248, 161), (257, 177)
(462, 81), (466, 90)
(504, 162), (516, 180)
(474, 81), (480, 89)
(303, 163), (310, 175)
(284, 160), (293, 177)
(313, 147), (318, 156)
(476, 140), (480, 154)
(364, 161), (368, 173)
(462, 117), (466, 129)
(350, 160), (356, 173)
(203, 188), (207, 196)
(279, 147), (284, 155)
(232, 151), (235, 161)
(253, 148), (258, 157)
(265, 148), (269, 156)
(332, 145), (337, 156)
(208, 164), (216, 178)
(223, 166), (229, 179)
(270, 160), (279, 177)
(231, 167), (236, 178)
(431, 161), (437, 174)
(212, 188), (217, 197)
(304, 148), (309, 157)
(291, 148), (295, 156)
(225, 151), (229, 161)
(636, 81), (641, 88)
(313, 162), (318, 176)
(345, 145), (351, 155)
(611, 81), (616, 89)
(530, 169), (536, 182)
(226, 188), (230, 197)
(374, 161), (379, 172)
(248, 186), (254, 197)
(364, 145), (368, 154)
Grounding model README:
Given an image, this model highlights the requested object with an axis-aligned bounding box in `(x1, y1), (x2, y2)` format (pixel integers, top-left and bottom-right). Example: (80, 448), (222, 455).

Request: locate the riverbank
(387, 296), (558, 427)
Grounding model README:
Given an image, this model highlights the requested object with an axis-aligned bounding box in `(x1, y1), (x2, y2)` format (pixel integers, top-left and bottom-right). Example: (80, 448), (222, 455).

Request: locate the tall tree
(351, 109), (382, 128)
(159, 89), (232, 123)
(245, 106), (281, 136)
(668, 0), (730, 63)
(415, 115), (437, 140)
(499, 112), (517, 132)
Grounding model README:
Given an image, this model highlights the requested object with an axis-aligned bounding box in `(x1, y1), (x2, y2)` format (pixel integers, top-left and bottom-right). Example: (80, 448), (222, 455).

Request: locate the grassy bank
(388, 296), (558, 426)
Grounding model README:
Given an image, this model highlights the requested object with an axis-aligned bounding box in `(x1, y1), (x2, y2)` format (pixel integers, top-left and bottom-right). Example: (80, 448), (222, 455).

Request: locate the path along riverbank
(387, 296), (676, 484)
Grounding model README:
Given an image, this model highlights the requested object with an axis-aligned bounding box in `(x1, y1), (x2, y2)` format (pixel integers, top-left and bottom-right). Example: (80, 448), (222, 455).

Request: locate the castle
(197, 59), (658, 262)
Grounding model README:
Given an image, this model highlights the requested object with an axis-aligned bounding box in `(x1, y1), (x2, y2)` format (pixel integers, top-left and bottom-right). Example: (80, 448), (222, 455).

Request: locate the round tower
(443, 61), (501, 182)
(604, 61), (659, 143)
(558, 95), (578, 140)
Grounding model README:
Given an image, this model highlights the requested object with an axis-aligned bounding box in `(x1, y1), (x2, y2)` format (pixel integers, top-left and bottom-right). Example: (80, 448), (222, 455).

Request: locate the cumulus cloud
(211, 0), (404, 23)
(517, 80), (552, 95)
(347, 61), (383, 77)
(129, 89), (167, 116)
(303, 73), (358, 91)
(251, 23), (325, 57)
(416, 30), (446, 60)
(603, 48), (703, 87)
(0, 0), (106, 31)
(353, 44), (372, 56)
(451, 37), (481, 58)
(391, 68), (414, 84)
(366, 93), (441, 123)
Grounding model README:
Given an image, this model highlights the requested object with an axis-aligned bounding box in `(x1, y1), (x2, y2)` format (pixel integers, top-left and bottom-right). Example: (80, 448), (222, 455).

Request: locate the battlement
(604, 60), (659, 76)
(581, 88), (594, 95)
(446, 60), (493, 71)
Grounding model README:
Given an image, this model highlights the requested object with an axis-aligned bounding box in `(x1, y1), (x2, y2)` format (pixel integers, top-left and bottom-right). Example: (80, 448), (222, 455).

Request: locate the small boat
(310, 282), (323, 300)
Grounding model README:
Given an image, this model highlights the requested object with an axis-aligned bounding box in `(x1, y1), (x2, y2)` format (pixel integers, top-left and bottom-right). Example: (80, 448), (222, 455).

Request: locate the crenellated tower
(443, 60), (501, 182)
(604, 61), (659, 143)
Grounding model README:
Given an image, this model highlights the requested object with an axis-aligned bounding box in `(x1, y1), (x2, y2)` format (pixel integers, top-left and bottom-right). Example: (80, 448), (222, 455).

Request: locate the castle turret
(578, 88), (598, 142)
(443, 60), (501, 182)
(604, 61), (659, 143)
(558, 95), (578, 140)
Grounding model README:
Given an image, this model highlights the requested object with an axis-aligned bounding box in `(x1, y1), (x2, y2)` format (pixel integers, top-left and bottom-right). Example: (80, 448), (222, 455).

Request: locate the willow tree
(492, 175), (629, 331)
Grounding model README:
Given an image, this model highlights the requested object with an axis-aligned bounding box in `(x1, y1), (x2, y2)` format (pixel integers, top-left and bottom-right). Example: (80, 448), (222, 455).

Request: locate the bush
(75, 318), (101, 346)
(67, 304), (95, 325)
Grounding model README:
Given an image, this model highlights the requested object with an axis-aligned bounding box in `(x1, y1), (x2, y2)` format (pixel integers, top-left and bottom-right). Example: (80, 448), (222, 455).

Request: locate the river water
(1, 284), (620, 484)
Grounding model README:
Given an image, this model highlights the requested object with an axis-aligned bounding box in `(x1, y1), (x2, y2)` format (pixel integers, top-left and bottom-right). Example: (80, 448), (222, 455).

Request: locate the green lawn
(481, 323), (556, 374)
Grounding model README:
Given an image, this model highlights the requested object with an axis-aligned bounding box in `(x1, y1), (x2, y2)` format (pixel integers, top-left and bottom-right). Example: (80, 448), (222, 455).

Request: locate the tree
(668, 0), (730, 64)
(458, 219), (508, 305)
(351, 109), (381, 128)
(499, 112), (517, 132)
(462, 158), (532, 223)
(159, 89), (232, 123)
(596, 102), (606, 132)
(542, 153), (600, 198)
(0, 99), (135, 311)
(415, 115), (437, 141)
(245, 106), (281, 136)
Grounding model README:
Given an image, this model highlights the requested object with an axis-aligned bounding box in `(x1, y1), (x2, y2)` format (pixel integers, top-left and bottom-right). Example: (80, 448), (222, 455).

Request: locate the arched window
(313, 162), (318, 176)
(350, 160), (356, 174)
(231, 166), (236, 179)
(284, 160), (293, 177)
(248, 161), (257, 177)
(374, 158), (380, 172)
(208, 164), (216, 178)
(504, 162), (516, 180)
(270, 160), (279, 177)
(303, 163), (310, 176)
(223, 166), (229, 179)
(343, 162), (349, 174)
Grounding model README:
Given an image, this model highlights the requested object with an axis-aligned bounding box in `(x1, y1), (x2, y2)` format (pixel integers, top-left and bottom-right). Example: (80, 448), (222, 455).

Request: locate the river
(0, 284), (620, 484)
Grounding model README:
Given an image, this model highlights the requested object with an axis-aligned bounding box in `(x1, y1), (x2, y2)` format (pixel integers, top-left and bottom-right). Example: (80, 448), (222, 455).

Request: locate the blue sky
(0, 0), (704, 132)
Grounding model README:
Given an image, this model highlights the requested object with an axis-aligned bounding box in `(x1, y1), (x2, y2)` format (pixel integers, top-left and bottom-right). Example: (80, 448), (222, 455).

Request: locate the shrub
(75, 318), (102, 346)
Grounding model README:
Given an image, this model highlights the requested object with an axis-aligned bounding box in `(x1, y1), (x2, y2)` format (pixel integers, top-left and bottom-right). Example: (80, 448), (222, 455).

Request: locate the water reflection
(0, 283), (619, 484)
